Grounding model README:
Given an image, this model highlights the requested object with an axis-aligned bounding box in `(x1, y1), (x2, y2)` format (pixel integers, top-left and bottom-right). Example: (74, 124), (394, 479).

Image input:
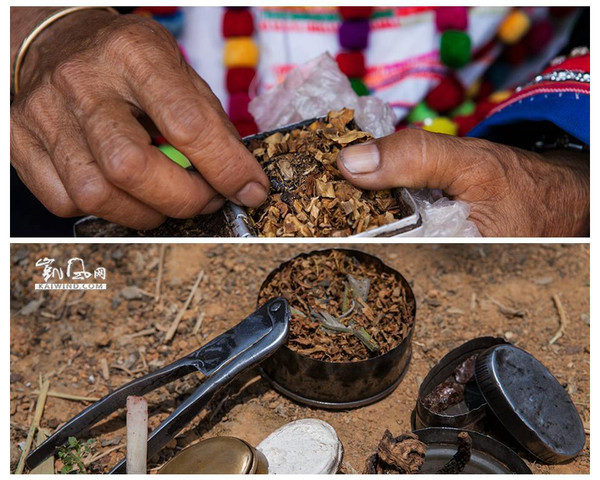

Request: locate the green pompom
(440, 30), (471, 68)
(350, 78), (370, 96)
(158, 144), (191, 169)
(407, 102), (439, 124)
(449, 99), (476, 118)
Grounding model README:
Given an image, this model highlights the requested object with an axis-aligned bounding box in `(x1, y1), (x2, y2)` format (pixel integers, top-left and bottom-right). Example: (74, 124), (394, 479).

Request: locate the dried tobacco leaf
(454, 354), (478, 384)
(258, 250), (415, 362)
(422, 379), (465, 413)
(246, 109), (407, 237)
(364, 430), (427, 474)
(436, 432), (473, 474)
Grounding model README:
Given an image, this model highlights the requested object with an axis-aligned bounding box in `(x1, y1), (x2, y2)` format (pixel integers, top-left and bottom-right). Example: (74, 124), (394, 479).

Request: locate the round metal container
(158, 437), (268, 474)
(414, 428), (531, 474)
(259, 248), (416, 409)
(412, 337), (508, 430)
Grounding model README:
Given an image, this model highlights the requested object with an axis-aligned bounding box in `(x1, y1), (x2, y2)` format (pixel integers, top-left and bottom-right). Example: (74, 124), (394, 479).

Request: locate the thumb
(337, 129), (494, 196)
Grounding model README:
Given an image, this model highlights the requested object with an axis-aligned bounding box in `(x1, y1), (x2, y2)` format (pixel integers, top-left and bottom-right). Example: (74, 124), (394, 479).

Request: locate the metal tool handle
(25, 298), (290, 471)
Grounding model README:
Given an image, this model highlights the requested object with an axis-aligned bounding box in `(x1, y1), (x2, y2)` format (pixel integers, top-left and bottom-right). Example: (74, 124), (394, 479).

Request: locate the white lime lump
(257, 419), (343, 474)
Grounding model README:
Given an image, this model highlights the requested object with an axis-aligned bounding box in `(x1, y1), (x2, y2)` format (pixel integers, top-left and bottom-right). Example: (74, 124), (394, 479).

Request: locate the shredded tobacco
(258, 250), (415, 362)
(246, 109), (407, 237)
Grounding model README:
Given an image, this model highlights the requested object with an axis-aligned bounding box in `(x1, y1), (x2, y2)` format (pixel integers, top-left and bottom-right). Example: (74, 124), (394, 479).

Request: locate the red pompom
(226, 67), (256, 93)
(143, 7), (179, 16)
(338, 7), (374, 20)
(335, 51), (366, 78)
(453, 114), (479, 136)
(503, 42), (528, 65)
(425, 75), (465, 113)
(524, 20), (553, 55)
(222, 9), (254, 38)
(235, 119), (258, 137)
(435, 7), (468, 32)
(228, 93), (253, 123)
(474, 100), (496, 120)
(475, 78), (495, 102)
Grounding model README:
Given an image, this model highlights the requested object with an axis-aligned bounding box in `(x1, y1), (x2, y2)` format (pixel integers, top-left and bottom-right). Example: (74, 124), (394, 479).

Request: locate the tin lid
(475, 344), (585, 464)
(158, 437), (268, 474)
(257, 419), (343, 474)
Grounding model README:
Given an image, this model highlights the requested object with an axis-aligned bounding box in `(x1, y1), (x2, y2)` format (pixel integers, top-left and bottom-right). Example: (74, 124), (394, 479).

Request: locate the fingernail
(339, 143), (380, 174)
(234, 182), (268, 207)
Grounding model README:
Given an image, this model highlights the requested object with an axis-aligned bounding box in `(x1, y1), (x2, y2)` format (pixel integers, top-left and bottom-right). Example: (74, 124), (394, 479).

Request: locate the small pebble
(504, 331), (516, 340)
(120, 286), (142, 300)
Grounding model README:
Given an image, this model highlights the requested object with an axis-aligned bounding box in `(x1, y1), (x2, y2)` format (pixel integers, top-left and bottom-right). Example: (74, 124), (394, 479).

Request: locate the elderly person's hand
(10, 8), (269, 230)
(338, 129), (589, 237)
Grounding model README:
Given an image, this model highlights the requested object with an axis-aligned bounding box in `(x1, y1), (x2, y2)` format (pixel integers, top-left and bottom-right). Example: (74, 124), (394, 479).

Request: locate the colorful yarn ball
(452, 114), (479, 137)
(224, 38), (259, 68)
(435, 7), (468, 32)
(422, 117), (458, 136)
(498, 10), (531, 45)
(440, 30), (471, 68)
(488, 90), (512, 103)
(474, 100), (497, 120)
(143, 7), (179, 16)
(339, 19), (370, 51)
(524, 20), (553, 55)
(449, 99), (475, 117)
(228, 93), (253, 123)
(425, 75), (465, 113)
(350, 78), (370, 96)
(226, 67), (256, 93)
(407, 102), (438, 124)
(338, 7), (374, 20)
(336, 51), (366, 78)
(474, 78), (495, 102)
(235, 119), (259, 137)
(222, 9), (254, 38)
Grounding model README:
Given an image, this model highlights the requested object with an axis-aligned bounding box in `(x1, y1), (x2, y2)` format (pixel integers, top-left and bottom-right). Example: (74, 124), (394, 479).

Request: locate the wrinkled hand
(338, 129), (589, 237)
(10, 10), (269, 229)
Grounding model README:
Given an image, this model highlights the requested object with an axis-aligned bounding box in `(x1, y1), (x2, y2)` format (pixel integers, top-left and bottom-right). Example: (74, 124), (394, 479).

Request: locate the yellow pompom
(223, 38), (259, 68)
(422, 117), (458, 136)
(498, 10), (531, 45)
(488, 90), (512, 103)
(466, 78), (482, 99)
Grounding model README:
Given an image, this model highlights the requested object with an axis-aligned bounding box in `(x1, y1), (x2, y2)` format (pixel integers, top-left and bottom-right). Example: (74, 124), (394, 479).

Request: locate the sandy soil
(10, 243), (589, 473)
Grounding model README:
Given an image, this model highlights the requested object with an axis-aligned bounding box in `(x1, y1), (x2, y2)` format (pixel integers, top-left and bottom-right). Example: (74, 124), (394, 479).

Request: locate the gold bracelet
(12, 6), (118, 95)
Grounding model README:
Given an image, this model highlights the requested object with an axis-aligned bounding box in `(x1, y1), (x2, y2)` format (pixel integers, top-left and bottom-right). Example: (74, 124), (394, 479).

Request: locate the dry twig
(488, 296), (527, 318)
(16, 377), (50, 474)
(549, 293), (568, 345)
(164, 270), (204, 343)
(192, 312), (205, 336)
(155, 244), (167, 302)
(33, 389), (100, 403)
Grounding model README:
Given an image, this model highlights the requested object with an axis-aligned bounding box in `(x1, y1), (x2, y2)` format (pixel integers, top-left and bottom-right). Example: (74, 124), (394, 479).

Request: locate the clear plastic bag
(249, 53), (396, 138)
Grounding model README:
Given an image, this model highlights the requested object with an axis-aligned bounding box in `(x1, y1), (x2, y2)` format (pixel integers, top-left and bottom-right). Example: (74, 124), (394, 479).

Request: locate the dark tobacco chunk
(422, 379), (465, 413)
(436, 431), (473, 474)
(258, 250), (415, 362)
(364, 430), (427, 474)
(454, 354), (478, 384)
